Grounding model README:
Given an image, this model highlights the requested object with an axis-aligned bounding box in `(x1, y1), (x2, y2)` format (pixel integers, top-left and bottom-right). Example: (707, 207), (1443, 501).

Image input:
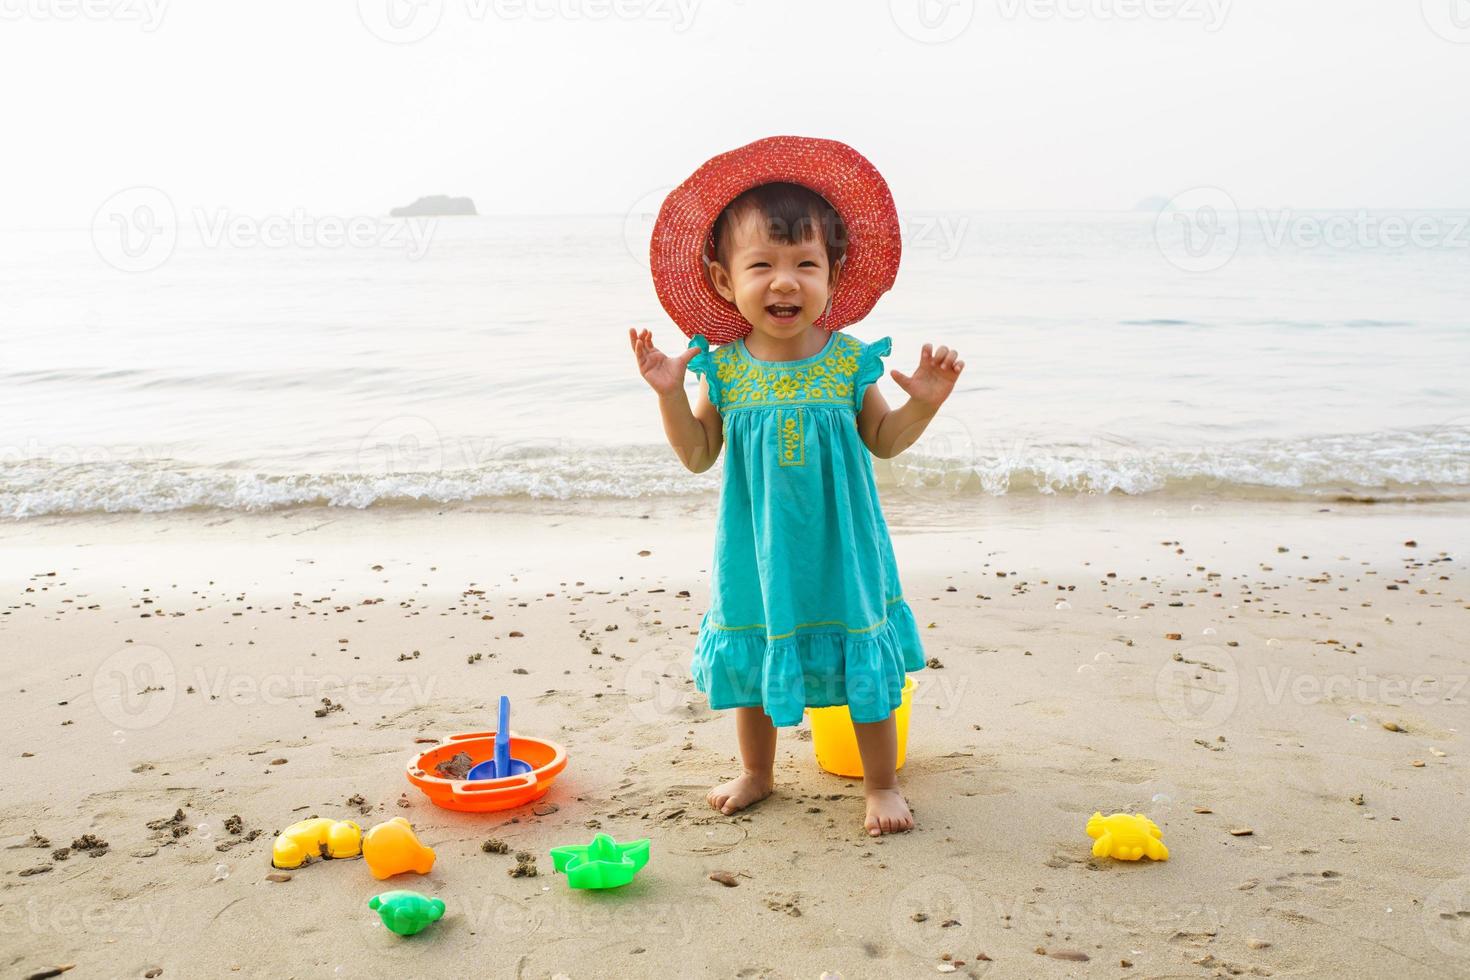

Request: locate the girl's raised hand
(890, 343), (964, 410)
(629, 327), (700, 398)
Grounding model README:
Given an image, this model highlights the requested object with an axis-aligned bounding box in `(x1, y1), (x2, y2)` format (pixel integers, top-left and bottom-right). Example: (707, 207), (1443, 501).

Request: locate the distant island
(390, 195), (477, 217)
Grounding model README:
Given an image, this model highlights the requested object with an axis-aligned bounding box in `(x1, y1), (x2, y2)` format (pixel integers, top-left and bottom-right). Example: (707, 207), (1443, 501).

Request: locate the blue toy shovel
(467, 696), (533, 781)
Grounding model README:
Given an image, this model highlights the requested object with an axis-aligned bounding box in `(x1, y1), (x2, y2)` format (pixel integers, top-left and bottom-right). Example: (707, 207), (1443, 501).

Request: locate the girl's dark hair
(710, 182), (848, 271)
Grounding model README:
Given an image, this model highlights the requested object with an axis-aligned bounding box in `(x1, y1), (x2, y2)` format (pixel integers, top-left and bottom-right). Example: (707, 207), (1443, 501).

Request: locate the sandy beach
(2, 495), (1467, 979)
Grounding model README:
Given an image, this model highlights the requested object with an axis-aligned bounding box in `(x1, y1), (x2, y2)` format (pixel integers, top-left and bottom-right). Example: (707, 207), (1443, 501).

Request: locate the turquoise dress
(685, 329), (926, 728)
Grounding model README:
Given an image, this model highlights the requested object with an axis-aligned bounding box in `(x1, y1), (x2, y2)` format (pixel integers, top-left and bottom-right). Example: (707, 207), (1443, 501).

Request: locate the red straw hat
(650, 135), (902, 344)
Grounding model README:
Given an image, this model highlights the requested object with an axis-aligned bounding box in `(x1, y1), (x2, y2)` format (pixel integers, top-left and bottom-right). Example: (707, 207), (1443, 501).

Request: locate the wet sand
(1, 495), (1467, 979)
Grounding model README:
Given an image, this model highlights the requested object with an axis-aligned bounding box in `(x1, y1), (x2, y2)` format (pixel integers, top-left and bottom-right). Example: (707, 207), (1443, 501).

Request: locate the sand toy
(271, 817), (363, 870)
(363, 817), (436, 879)
(1086, 812), (1170, 861)
(407, 730), (568, 813)
(808, 675), (915, 777)
(368, 890), (446, 936)
(549, 833), (651, 889)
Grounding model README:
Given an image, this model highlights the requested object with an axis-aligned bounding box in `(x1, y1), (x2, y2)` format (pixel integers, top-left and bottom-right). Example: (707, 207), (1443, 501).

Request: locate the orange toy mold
(362, 817), (436, 880)
(406, 731), (568, 813)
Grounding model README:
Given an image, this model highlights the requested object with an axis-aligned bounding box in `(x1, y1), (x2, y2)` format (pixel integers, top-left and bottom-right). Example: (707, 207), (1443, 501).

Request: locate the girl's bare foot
(707, 771), (774, 815)
(864, 787), (914, 836)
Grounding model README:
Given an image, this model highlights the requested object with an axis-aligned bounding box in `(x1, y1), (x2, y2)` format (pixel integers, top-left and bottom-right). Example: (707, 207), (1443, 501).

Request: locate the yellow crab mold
(1086, 811), (1169, 862)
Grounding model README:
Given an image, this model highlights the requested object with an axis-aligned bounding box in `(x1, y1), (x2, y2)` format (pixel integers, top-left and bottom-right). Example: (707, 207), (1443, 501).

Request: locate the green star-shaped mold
(548, 833), (651, 889)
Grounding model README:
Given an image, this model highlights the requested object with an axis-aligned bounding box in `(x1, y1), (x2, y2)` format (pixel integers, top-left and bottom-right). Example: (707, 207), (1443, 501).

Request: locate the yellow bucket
(808, 676), (915, 778)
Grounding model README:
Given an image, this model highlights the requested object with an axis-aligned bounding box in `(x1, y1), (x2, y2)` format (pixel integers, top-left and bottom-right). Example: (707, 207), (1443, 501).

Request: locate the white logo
(1153, 644), (1238, 729)
(1423, 0), (1470, 43)
(887, 875), (980, 961)
(623, 645), (692, 723)
(623, 186), (674, 270)
(1423, 877), (1470, 957)
(1155, 186), (1240, 273)
(357, 416), (445, 475)
(93, 645), (177, 730)
(884, 414), (977, 502)
(358, 0), (444, 43)
(1427, 414), (1470, 500)
(92, 186), (177, 273)
(0, 0), (170, 30)
(889, 0), (975, 44)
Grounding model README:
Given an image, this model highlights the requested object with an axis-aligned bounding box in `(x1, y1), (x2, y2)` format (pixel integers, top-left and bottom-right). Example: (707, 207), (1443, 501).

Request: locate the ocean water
(2, 210), (1467, 518)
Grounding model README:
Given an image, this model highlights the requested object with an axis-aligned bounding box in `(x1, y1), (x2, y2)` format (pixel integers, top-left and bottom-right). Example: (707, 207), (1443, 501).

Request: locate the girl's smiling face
(705, 187), (844, 341)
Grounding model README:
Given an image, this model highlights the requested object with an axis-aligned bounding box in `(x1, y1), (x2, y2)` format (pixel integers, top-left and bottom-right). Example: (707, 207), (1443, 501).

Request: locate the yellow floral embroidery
(777, 408), (805, 466)
(707, 335), (867, 412)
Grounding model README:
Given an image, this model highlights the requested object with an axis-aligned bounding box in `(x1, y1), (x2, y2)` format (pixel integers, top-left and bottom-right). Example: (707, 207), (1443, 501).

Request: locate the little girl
(628, 136), (963, 836)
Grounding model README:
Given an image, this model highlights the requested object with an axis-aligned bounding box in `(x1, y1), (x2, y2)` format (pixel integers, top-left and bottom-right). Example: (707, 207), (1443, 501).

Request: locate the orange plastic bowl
(406, 731), (568, 813)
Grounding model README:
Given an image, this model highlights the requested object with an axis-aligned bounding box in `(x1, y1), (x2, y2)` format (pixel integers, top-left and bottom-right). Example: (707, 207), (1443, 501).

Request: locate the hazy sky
(3, 0), (1467, 225)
